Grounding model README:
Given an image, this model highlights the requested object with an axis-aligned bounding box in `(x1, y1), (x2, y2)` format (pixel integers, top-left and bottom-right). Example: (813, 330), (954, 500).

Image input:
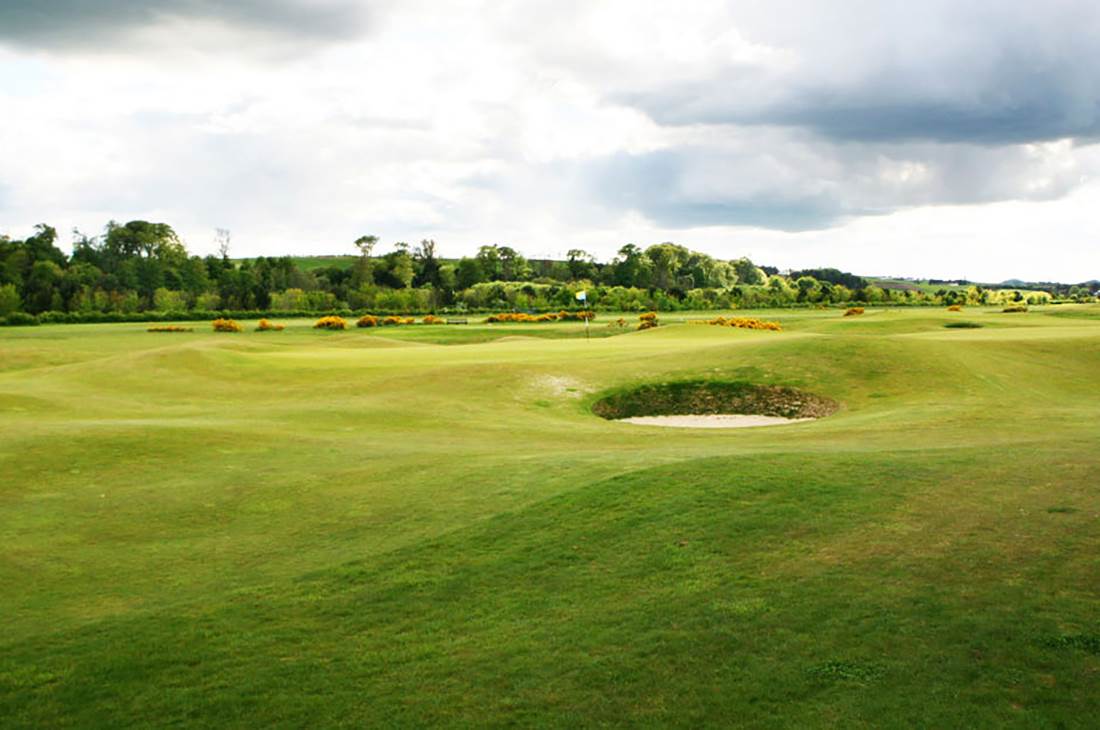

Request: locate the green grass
(2, 305), (1100, 726)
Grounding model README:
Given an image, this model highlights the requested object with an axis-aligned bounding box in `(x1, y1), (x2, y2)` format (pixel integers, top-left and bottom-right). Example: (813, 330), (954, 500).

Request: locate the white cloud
(0, 1), (1098, 281)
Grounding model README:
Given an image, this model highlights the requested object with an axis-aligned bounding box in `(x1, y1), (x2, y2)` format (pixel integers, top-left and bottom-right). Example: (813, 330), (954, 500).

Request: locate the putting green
(2, 305), (1099, 726)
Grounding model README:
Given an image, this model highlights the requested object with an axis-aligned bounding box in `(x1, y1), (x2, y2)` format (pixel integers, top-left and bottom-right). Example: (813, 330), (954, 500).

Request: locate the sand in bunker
(619, 414), (815, 429)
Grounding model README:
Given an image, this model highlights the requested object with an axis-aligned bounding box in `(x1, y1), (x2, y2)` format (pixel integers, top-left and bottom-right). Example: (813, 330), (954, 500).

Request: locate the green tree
(497, 246), (530, 281)
(732, 257), (766, 286)
(610, 244), (653, 288)
(566, 249), (597, 281)
(353, 235), (379, 288)
(455, 257), (486, 289)
(0, 283), (20, 315)
(413, 239), (442, 288)
(24, 260), (64, 313)
(476, 245), (503, 281)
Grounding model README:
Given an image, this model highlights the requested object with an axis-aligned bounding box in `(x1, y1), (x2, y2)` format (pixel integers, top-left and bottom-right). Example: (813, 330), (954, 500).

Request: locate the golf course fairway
(2, 306), (1099, 726)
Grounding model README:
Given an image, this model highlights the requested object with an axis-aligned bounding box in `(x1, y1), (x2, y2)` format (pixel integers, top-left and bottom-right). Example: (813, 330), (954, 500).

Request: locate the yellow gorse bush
(422, 315), (445, 325)
(357, 314), (378, 328)
(947, 304), (963, 312)
(381, 316), (403, 326)
(212, 318), (243, 332)
(484, 311), (594, 323)
(844, 307), (865, 317)
(256, 319), (285, 331)
(486, 312), (548, 323)
(148, 325), (193, 332)
(696, 316), (782, 331)
(638, 312), (659, 330)
(313, 316), (347, 330)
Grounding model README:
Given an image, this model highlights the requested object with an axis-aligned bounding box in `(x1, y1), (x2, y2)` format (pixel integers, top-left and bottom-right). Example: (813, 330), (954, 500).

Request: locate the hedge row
(0, 300), (1077, 327)
(1, 307), (610, 327)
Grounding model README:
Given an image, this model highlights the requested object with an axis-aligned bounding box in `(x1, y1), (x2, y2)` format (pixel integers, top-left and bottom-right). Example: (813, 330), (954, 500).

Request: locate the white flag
(575, 290), (587, 301)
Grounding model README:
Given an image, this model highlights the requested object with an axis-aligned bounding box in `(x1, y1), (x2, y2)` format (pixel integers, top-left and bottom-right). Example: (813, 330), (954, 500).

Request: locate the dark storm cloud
(588, 149), (843, 231)
(629, 59), (1100, 146)
(615, 1), (1100, 146)
(0, 0), (370, 51)
(584, 136), (1087, 231)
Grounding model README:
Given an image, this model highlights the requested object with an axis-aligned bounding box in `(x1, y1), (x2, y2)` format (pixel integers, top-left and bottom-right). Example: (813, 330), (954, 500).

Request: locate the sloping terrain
(2, 307), (1099, 726)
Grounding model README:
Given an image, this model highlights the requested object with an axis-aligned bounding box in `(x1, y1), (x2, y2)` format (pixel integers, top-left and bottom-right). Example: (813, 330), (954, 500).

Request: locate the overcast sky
(1, 0), (1098, 281)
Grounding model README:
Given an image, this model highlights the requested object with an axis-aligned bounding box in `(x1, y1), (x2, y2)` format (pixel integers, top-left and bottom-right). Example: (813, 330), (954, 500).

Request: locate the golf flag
(575, 290), (587, 302)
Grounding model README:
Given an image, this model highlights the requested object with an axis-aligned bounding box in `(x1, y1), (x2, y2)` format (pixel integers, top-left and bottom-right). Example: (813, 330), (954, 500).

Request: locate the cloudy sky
(1, 0), (1098, 281)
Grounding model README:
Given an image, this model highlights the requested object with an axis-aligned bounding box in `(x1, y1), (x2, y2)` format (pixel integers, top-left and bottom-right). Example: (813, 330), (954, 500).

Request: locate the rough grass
(2, 307), (1100, 727)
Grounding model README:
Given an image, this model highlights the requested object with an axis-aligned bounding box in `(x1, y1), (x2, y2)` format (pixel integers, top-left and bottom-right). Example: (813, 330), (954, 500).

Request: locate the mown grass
(2, 306), (1099, 727)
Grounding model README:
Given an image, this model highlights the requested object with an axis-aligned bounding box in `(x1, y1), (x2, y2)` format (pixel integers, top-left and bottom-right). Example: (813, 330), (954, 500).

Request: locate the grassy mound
(944, 321), (983, 329)
(5, 307), (1100, 726)
(592, 380), (838, 420)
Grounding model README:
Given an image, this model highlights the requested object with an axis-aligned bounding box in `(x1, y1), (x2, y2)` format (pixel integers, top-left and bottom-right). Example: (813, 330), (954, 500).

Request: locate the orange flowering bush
(485, 311), (593, 323)
(844, 307), (865, 317)
(212, 318), (243, 332)
(256, 319), (285, 331)
(947, 304), (963, 312)
(698, 316), (782, 331)
(422, 315), (445, 325)
(486, 312), (535, 323)
(148, 325), (193, 332)
(638, 312), (659, 330)
(357, 314), (378, 328)
(313, 316), (347, 330)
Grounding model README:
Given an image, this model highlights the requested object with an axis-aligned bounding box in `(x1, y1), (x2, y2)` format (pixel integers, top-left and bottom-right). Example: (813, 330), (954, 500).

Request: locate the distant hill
(232, 255), (358, 271)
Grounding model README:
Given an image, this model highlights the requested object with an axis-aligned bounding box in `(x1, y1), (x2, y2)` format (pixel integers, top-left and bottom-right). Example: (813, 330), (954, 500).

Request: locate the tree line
(0, 220), (1081, 323)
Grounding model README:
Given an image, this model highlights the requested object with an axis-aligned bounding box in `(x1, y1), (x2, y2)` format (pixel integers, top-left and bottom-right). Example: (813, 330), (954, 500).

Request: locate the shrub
(38, 311), (73, 324)
(844, 307), (865, 317)
(638, 312), (659, 330)
(357, 314), (379, 328)
(607, 317), (628, 328)
(422, 315), (445, 325)
(381, 316), (402, 326)
(256, 319), (285, 331)
(947, 304), (963, 312)
(212, 318), (243, 332)
(403, 317), (416, 325)
(486, 312), (537, 323)
(148, 325), (193, 332)
(3, 312), (39, 326)
(1003, 305), (1028, 313)
(558, 310), (595, 321)
(313, 315), (347, 330)
(699, 316), (782, 331)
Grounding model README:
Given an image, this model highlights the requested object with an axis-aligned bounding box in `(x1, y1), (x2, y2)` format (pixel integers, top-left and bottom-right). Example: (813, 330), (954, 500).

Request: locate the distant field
(239, 254), (358, 270)
(870, 277), (970, 292)
(3, 305), (1100, 726)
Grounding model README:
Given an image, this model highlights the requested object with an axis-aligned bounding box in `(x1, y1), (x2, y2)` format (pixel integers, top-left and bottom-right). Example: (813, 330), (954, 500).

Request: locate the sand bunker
(592, 380), (838, 425)
(619, 414), (815, 429)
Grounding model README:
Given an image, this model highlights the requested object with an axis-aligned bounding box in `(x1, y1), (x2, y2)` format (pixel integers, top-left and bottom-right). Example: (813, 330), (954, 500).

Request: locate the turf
(2, 305), (1100, 727)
